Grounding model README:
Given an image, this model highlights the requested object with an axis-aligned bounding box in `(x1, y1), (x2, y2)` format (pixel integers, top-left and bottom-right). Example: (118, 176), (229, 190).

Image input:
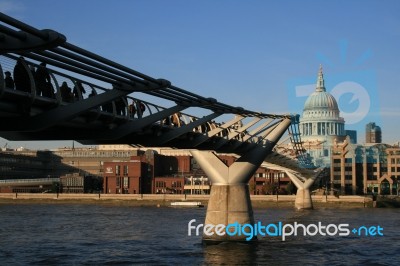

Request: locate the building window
(116, 176), (121, 187)
(156, 181), (166, 188)
(116, 165), (120, 175)
(123, 177), (129, 188)
(123, 165), (128, 175)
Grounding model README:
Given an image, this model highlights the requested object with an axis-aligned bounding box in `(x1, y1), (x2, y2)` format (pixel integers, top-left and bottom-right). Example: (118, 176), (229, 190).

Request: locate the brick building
(154, 176), (185, 194)
(102, 151), (193, 194)
(251, 168), (291, 195)
(103, 156), (151, 194)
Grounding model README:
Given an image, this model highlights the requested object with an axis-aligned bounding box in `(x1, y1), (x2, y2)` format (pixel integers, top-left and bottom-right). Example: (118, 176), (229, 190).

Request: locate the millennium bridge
(0, 12), (318, 242)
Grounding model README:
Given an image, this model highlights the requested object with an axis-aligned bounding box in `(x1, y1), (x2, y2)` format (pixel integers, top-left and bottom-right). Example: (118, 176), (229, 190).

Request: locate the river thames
(0, 203), (398, 265)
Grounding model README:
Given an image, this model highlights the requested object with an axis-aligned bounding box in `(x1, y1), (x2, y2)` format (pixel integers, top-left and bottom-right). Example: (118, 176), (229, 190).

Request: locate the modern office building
(60, 173), (102, 193)
(345, 130), (357, 144)
(330, 137), (399, 195)
(365, 122), (382, 143)
(0, 149), (64, 179)
(51, 147), (136, 177)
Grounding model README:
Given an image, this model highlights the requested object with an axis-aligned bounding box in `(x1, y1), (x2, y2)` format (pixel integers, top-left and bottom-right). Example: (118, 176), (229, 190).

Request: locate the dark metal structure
(0, 12), (311, 166)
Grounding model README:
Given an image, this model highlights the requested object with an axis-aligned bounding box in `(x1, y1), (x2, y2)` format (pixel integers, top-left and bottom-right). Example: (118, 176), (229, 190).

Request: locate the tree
(286, 182), (297, 195)
(262, 182), (279, 195)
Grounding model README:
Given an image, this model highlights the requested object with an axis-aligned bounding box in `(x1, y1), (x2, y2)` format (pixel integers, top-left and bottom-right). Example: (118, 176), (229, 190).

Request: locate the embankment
(0, 193), (374, 208)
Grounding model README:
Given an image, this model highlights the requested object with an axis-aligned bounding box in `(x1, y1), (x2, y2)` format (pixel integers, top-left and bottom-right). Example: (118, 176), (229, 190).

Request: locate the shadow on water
(202, 241), (259, 265)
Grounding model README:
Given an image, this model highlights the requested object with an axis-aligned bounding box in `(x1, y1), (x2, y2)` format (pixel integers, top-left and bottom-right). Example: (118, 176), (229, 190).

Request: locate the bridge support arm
(189, 118), (292, 242)
(285, 171), (314, 210)
(190, 150), (255, 242)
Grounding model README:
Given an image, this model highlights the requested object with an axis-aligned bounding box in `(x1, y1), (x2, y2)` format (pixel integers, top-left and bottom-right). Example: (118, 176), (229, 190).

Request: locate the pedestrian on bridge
(13, 57), (31, 93)
(34, 62), (51, 97)
(60, 82), (74, 102)
(115, 97), (127, 116)
(4, 71), (14, 89)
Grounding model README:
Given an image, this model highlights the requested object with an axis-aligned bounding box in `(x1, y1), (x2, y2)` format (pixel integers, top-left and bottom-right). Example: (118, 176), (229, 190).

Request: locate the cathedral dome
(299, 66), (345, 145)
(303, 90), (339, 112)
(299, 66), (346, 167)
(301, 65), (341, 119)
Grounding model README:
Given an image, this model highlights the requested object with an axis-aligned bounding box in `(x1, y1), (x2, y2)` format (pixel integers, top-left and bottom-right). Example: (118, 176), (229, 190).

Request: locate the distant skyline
(1, 0), (399, 149)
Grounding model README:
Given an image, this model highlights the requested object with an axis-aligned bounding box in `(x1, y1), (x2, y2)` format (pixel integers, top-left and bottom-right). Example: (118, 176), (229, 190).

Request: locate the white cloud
(379, 108), (400, 117)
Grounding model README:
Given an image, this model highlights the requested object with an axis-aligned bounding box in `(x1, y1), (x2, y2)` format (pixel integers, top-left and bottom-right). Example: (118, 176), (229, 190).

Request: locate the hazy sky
(1, 0), (400, 149)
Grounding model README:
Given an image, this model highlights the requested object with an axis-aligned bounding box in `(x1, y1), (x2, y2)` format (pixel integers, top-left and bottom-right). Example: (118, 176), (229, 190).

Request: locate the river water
(0, 203), (398, 265)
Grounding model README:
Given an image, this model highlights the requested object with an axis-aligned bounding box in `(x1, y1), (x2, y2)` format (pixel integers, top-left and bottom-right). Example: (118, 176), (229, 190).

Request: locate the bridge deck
(0, 12), (312, 167)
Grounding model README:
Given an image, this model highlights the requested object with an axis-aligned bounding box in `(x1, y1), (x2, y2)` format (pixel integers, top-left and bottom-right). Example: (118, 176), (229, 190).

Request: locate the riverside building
(330, 138), (399, 195)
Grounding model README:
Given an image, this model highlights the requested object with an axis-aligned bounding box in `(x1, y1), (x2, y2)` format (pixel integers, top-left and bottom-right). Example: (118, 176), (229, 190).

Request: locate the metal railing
(0, 12), (312, 164)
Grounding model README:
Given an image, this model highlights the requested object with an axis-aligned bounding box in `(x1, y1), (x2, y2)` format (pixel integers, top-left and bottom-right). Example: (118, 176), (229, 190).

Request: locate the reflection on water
(0, 203), (399, 265)
(203, 242), (258, 265)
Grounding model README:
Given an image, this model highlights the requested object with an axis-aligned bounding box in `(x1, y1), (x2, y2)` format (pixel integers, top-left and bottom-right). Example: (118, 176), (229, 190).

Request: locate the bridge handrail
(0, 12), (312, 157)
(1, 54), (173, 117)
(1, 54), (254, 135)
(0, 12), (291, 121)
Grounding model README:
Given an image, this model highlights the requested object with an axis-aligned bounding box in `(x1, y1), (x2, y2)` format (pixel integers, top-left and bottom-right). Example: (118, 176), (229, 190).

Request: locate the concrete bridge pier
(295, 186), (313, 210)
(286, 171), (314, 209)
(190, 150), (258, 242)
(190, 118), (291, 243)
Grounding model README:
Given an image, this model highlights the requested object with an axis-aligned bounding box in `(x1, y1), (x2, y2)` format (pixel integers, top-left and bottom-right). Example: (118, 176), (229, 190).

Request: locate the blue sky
(1, 0), (400, 149)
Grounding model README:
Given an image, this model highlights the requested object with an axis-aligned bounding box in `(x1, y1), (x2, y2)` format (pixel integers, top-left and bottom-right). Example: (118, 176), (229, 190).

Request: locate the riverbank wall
(0, 193), (374, 208)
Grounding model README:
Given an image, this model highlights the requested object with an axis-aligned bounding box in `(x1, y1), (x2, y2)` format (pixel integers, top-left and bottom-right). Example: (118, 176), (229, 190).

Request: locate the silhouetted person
(115, 97), (126, 116)
(13, 57), (31, 92)
(137, 101), (146, 118)
(34, 62), (51, 96)
(128, 101), (136, 117)
(60, 81), (74, 102)
(4, 71), (14, 89)
(171, 112), (184, 127)
(73, 82), (86, 100)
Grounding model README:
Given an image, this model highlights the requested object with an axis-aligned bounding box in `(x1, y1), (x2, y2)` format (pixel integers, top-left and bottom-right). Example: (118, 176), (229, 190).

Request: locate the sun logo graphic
(287, 40), (381, 135)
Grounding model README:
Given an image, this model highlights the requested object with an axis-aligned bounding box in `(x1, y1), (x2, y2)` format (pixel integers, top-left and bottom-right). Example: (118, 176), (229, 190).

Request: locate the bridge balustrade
(0, 12), (308, 156)
(2, 55), (230, 134)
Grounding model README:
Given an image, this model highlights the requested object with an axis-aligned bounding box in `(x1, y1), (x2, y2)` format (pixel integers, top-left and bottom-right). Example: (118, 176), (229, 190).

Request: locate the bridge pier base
(295, 188), (313, 210)
(190, 118), (291, 242)
(190, 150), (258, 243)
(203, 184), (255, 243)
(285, 170), (315, 210)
